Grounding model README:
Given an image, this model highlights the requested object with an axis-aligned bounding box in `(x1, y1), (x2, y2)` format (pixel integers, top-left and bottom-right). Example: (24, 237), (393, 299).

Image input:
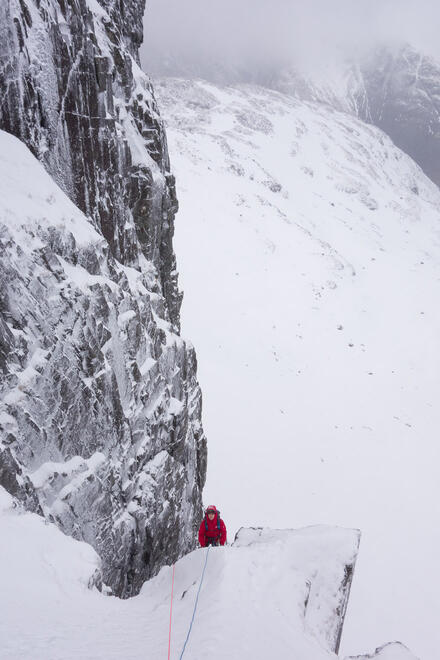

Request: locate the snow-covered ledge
(234, 526), (360, 655)
(0, 496), (419, 660)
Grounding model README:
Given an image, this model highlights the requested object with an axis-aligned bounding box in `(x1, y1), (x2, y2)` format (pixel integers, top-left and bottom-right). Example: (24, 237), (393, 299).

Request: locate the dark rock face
(355, 46), (440, 189)
(0, 0), (180, 323)
(0, 0), (206, 596)
(344, 641), (418, 659)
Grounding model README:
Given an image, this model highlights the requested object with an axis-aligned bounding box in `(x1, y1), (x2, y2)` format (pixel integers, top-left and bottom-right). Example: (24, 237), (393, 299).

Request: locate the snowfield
(0, 486), (364, 659)
(154, 78), (440, 660)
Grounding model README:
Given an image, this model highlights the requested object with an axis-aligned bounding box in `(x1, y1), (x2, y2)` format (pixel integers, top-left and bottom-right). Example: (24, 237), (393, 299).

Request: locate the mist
(141, 0), (440, 81)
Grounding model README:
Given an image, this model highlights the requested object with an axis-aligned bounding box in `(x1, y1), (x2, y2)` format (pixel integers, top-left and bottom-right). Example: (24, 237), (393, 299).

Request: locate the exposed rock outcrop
(355, 45), (440, 189)
(0, 0), (206, 596)
(345, 641), (420, 660)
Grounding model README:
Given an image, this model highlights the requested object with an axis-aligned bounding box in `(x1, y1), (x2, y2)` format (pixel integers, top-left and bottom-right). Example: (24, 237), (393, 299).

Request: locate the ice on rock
(345, 641), (420, 660)
(0, 0), (206, 595)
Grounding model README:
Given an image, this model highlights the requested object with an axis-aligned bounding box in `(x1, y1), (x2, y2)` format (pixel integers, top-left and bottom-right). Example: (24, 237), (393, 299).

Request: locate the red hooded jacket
(198, 506), (227, 547)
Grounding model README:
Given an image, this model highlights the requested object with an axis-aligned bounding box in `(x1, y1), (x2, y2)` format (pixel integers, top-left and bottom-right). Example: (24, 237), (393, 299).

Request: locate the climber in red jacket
(198, 505), (227, 547)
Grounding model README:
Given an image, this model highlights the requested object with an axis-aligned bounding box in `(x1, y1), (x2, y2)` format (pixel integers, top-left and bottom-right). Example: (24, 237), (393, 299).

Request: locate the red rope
(168, 564), (176, 660)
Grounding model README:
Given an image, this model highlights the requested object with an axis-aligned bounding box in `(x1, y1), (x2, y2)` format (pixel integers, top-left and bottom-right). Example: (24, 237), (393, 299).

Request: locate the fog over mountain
(142, 0), (440, 190)
(142, 0), (440, 81)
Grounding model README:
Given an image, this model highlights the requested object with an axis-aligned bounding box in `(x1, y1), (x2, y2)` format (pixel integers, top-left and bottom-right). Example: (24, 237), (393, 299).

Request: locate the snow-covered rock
(0, 126), (206, 596)
(0, 489), (361, 659)
(142, 525), (360, 660)
(345, 641), (420, 660)
(234, 526), (360, 654)
(0, 0), (207, 596)
(354, 45), (440, 189)
(0, 0), (179, 315)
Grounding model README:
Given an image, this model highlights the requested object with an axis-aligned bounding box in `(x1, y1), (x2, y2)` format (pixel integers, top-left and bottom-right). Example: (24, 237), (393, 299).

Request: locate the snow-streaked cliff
(0, 125), (205, 596)
(154, 77), (440, 659)
(0, 0), (179, 316)
(0, 0), (207, 596)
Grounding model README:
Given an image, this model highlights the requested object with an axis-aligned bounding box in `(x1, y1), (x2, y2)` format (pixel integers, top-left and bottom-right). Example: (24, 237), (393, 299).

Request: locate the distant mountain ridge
(275, 44), (440, 189)
(144, 42), (440, 189)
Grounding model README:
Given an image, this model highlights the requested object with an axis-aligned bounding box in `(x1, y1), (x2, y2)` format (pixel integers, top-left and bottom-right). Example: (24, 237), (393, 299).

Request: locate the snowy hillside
(275, 45), (440, 189)
(0, 485), (361, 660)
(154, 78), (440, 659)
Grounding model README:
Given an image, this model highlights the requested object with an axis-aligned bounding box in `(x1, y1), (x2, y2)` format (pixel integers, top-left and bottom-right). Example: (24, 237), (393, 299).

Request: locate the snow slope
(0, 486), (360, 659)
(154, 78), (440, 659)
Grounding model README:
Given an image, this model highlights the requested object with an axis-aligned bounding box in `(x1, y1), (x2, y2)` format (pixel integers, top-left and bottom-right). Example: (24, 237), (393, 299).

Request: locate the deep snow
(0, 486), (362, 659)
(154, 78), (440, 660)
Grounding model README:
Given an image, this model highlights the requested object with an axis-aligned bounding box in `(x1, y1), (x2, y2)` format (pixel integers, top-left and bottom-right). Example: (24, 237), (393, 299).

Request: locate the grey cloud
(141, 0), (440, 80)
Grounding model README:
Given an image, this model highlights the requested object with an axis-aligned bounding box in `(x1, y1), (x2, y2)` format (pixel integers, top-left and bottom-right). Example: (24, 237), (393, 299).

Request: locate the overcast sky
(141, 0), (440, 79)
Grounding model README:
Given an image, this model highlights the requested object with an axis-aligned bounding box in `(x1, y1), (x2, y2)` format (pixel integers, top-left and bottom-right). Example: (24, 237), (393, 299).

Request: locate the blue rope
(179, 545), (211, 659)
